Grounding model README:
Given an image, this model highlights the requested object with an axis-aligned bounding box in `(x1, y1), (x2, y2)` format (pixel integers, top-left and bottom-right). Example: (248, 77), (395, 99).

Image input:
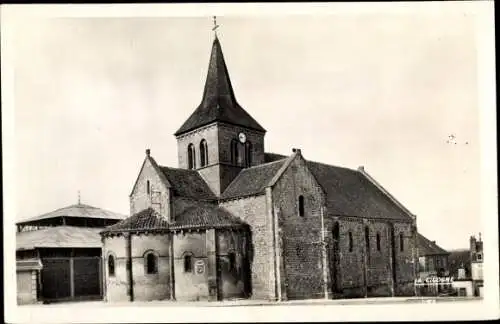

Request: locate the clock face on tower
(238, 132), (247, 143)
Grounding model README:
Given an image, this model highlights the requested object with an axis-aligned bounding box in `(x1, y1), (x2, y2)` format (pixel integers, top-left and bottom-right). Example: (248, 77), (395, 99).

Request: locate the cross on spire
(212, 16), (219, 36)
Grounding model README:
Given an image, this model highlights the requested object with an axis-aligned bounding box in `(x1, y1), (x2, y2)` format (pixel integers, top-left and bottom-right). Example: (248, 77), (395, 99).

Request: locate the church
(100, 27), (418, 302)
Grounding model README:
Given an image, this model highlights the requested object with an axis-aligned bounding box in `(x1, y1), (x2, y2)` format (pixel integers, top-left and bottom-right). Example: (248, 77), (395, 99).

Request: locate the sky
(4, 5), (493, 250)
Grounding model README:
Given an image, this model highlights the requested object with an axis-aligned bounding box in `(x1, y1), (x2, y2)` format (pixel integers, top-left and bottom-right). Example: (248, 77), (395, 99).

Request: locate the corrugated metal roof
(16, 203), (127, 225)
(417, 233), (449, 256)
(16, 226), (103, 250)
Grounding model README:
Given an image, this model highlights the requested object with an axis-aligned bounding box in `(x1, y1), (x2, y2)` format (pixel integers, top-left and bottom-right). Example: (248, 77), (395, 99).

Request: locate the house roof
(417, 233), (449, 256)
(101, 203), (247, 234)
(16, 226), (103, 250)
(448, 249), (472, 278)
(221, 158), (288, 200)
(16, 203), (127, 226)
(264, 153), (413, 221)
(160, 166), (217, 200)
(174, 36), (265, 137)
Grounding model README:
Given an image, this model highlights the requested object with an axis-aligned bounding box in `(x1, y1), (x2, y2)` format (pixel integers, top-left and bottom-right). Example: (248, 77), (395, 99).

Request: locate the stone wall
(173, 231), (209, 301)
(271, 154), (328, 300)
(220, 195), (275, 300)
(16, 270), (38, 305)
(129, 157), (171, 219)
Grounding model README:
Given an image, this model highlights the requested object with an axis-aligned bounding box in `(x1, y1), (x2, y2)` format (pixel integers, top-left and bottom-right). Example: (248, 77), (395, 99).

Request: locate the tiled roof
(16, 203), (127, 225)
(221, 159), (288, 200)
(160, 166), (217, 200)
(16, 259), (43, 271)
(173, 203), (247, 230)
(174, 37), (265, 136)
(101, 208), (169, 233)
(16, 226), (103, 250)
(307, 161), (412, 221)
(417, 233), (449, 256)
(264, 153), (413, 221)
(101, 204), (247, 234)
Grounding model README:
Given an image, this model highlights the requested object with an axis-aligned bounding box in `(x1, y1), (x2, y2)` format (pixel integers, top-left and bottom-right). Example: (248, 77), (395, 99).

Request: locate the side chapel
(100, 27), (418, 302)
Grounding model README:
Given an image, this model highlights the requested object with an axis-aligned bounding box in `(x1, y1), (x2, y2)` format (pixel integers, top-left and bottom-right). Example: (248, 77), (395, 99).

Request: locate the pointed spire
(78, 190), (81, 205)
(174, 19), (265, 137)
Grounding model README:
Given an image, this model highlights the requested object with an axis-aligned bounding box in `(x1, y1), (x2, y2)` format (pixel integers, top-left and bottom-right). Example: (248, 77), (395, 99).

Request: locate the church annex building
(100, 32), (419, 302)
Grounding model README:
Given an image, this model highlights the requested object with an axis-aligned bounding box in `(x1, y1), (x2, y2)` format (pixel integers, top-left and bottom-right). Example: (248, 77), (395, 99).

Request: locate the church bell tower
(174, 18), (266, 197)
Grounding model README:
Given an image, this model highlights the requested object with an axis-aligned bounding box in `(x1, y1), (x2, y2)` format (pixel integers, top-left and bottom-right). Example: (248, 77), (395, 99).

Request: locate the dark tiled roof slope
(101, 208), (169, 233)
(174, 203), (247, 229)
(101, 204), (247, 234)
(221, 159), (288, 200)
(175, 37), (265, 136)
(264, 152), (287, 163)
(417, 233), (449, 256)
(307, 161), (412, 221)
(17, 226), (103, 250)
(264, 153), (413, 221)
(160, 166), (217, 201)
(16, 203), (127, 225)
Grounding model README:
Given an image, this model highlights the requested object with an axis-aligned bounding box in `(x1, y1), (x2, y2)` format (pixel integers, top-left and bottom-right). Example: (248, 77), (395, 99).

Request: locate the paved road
(25, 296), (482, 307)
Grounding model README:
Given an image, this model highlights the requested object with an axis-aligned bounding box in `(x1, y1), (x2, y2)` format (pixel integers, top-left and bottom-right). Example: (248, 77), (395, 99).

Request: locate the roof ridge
(267, 152), (357, 172)
(242, 158), (288, 171)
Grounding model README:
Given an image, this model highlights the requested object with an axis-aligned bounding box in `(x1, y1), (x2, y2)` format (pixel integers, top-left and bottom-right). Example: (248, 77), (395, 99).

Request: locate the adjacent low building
(16, 203), (126, 304)
(448, 233), (484, 297)
(415, 233), (451, 296)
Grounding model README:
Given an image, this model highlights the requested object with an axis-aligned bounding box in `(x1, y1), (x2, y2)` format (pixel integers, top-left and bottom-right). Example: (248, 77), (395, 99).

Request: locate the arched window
(199, 139), (208, 167)
(228, 252), (236, 272)
(187, 144), (195, 170)
(230, 139), (239, 165)
(145, 252), (158, 274)
(348, 232), (354, 252)
(376, 232), (381, 251)
(298, 195), (305, 217)
(399, 233), (404, 252)
(245, 141), (252, 168)
(365, 226), (370, 252)
(146, 180), (150, 195)
(108, 254), (115, 277)
(184, 254), (193, 273)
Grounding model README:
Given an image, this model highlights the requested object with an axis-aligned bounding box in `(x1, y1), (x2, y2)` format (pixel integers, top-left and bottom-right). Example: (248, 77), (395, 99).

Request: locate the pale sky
(5, 7), (490, 250)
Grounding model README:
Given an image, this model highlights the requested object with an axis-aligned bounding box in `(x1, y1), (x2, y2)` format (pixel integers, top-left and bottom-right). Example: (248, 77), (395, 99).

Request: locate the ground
(21, 296), (482, 307)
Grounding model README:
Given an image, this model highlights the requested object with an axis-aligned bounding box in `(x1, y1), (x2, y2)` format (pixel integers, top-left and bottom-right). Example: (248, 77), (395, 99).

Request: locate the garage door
(41, 257), (102, 301)
(41, 259), (71, 300)
(74, 257), (101, 297)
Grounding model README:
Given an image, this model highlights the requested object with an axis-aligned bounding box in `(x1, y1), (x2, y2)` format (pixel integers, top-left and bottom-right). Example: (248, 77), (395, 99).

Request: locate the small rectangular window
(184, 255), (193, 273)
(348, 232), (353, 252)
(298, 195), (305, 217)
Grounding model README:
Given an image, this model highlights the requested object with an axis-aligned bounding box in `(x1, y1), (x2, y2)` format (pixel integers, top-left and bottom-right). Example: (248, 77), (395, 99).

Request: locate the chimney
(146, 148), (151, 156)
(432, 241), (436, 244)
(479, 232), (482, 242)
(292, 148), (301, 155)
(358, 166), (365, 172)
